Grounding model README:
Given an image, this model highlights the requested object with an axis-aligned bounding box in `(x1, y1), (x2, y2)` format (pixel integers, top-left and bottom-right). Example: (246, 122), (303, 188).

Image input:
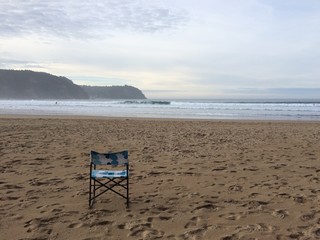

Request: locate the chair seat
(91, 170), (128, 178)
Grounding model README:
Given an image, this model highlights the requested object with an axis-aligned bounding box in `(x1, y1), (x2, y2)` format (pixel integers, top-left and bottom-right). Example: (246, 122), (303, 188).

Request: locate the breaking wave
(122, 100), (171, 105)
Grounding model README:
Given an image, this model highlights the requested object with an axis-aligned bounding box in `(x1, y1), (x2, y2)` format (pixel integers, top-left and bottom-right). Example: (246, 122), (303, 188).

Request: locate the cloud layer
(0, 0), (187, 38)
(1, 0), (320, 99)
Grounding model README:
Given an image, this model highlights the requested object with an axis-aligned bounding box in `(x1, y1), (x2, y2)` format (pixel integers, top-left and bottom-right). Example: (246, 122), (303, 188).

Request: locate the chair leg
(89, 177), (93, 207)
(93, 179), (96, 205)
(89, 177), (129, 208)
(89, 178), (97, 208)
(126, 177), (129, 208)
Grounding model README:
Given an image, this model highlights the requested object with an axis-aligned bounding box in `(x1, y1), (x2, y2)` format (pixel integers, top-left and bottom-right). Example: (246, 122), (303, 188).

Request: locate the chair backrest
(91, 150), (128, 166)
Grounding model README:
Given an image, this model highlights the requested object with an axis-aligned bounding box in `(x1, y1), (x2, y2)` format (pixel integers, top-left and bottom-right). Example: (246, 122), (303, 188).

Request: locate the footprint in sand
(228, 185), (243, 192)
(192, 203), (219, 213)
(24, 216), (58, 234)
(288, 232), (304, 239)
(182, 225), (212, 240)
(89, 220), (113, 227)
(36, 203), (63, 214)
(238, 223), (279, 234)
(158, 215), (172, 221)
(272, 209), (288, 219)
(220, 234), (238, 240)
(218, 212), (241, 221)
(243, 200), (269, 210)
(293, 195), (306, 203)
(300, 212), (315, 222)
(314, 228), (320, 237)
(128, 223), (163, 238)
(1, 184), (23, 190)
(67, 222), (89, 228)
(8, 214), (24, 221)
(141, 229), (164, 239)
(184, 216), (201, 229)
(28, 177), (64, 186)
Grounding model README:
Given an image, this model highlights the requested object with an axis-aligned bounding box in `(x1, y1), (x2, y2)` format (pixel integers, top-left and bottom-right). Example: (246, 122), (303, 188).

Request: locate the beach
(1, 116), (320, 240)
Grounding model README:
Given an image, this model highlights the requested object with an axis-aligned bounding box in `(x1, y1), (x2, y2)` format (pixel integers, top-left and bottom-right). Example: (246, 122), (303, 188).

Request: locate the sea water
(0, 99), (320, 121)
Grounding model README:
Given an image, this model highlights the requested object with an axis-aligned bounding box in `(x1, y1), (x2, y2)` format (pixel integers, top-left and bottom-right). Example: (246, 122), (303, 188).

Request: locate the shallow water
(0, 99), (320, 121)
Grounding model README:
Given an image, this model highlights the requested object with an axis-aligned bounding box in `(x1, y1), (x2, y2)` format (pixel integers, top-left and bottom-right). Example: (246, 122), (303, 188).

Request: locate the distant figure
(55, 102), (58, 105)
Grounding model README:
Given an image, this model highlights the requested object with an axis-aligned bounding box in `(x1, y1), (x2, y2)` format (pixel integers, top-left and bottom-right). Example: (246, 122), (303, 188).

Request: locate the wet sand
(0, 116), (320, 239)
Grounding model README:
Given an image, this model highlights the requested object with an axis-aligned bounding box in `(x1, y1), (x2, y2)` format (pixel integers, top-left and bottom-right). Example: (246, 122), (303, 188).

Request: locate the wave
(122, 100), (171, 105)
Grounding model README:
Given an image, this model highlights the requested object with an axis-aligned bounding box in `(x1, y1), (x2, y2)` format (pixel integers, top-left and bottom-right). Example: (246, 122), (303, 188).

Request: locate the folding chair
(89, 150), (129, 208)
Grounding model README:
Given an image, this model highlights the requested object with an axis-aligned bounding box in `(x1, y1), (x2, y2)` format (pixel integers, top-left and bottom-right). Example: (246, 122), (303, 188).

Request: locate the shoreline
(1, 99), (319, 122)
(1, 116), (320, 239)
(1, 113), (320, 123)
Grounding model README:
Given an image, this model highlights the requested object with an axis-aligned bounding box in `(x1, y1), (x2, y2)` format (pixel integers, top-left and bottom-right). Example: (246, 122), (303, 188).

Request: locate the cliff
(0, 69), (88, 99)
(0, 69), (146, 100)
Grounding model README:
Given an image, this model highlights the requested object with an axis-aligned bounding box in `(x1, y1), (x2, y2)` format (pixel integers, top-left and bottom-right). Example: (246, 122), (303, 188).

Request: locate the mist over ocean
(0, 99), (320, 121)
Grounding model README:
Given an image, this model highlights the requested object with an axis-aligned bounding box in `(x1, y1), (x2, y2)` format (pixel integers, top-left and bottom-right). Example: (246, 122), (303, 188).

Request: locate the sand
(0, 116), (320, 240)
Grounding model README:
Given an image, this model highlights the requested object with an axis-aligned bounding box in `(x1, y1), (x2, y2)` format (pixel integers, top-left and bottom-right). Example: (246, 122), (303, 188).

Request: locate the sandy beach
(0, 116), (320, 240)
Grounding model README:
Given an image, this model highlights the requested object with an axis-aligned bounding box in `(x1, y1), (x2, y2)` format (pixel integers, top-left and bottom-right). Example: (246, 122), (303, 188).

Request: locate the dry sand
(0, 116), (320, 240)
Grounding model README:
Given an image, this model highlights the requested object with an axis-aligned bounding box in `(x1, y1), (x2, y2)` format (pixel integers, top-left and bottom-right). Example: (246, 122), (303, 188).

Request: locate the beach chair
(89, 150), (129, 208)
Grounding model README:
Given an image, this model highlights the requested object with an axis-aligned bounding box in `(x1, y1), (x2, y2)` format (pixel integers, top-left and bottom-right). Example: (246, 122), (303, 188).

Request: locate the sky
(0, 0), (320, 99)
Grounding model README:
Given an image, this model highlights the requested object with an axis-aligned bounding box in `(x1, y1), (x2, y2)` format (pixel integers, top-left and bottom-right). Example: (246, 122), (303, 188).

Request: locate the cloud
(0, 0), (188, 38)
(225, 88), (320, 99)
(1, 0), (320, 99)
(0, 57), (42, 69)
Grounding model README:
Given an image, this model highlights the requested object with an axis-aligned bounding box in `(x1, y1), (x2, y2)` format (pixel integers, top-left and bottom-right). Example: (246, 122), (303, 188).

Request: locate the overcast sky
(1, 0), (320, 99)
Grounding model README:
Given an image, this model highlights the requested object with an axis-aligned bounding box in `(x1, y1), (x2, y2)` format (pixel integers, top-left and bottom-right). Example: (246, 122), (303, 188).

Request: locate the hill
(81, 85), (146, 99)
(0, 69), (146, 99)
(0, 69), (88, 99)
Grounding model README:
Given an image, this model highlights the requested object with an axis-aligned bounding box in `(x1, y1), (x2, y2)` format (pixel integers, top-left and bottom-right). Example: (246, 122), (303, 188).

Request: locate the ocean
(0, 99), (320, 121)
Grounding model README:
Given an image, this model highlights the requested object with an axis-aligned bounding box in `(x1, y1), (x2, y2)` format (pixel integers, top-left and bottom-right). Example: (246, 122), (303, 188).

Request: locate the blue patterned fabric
(91, 151), (128, 166)
(91, 170), (128, 178)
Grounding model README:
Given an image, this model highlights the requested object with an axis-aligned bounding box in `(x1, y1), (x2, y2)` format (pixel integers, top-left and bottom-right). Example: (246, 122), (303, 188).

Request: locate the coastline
(1, 113), (320, 123)
(1, 116), (320, 239)
(1, 99), (319, 121)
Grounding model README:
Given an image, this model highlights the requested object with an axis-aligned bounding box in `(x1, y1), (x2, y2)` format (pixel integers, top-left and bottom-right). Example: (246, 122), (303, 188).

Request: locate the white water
(0, 99), (320, 121)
